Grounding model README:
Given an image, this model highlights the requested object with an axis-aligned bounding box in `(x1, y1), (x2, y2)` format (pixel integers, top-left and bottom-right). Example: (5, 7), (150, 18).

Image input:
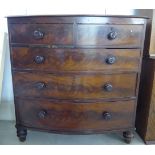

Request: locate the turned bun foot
(16, 125), (27, 142)
(123, 131), (134, 144)
(19, 136), (26, 142)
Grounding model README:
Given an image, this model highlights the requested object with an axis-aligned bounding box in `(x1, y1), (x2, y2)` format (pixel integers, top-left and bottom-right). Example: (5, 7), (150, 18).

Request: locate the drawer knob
(35, 82), (46, 90)
(107, 31), (117, 40)
(106, 55), (116, 64)
(103, 84), (113, 92)
(34, 55), (45, 64)
(38, 110), (47, 119)
(33, 30), (44, 39)
(103, 112), (112, 120)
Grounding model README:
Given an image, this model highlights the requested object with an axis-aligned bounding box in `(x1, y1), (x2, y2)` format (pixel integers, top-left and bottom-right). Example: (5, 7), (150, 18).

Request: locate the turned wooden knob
(34, 55), (45, 64)
(103, 112), (112, 120)
(33, 30), (44, 39)
(105, 55), (116, 64)
(35, 82), (46, 90)
(107, 31), (117, 40)
(103, 83), (113, 92)
(38, 110), (47, 119)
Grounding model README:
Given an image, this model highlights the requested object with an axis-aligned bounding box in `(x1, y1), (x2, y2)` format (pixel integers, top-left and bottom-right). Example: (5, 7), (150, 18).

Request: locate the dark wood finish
(9, 24), (144, 48)
(143, 19), (152, 57)
(136, 56), (155, 144)
(13, 72), (137, 100)
(15, 98), (135, 131)
(11, 48), (141, 72)
(9, 24), (73, 44)
(123, 131), (134, 144)
(16, 124), (27, 142)
(7, 15), (147, 24)
(77, 24), (143, 47)
(7, 15), (148, 143)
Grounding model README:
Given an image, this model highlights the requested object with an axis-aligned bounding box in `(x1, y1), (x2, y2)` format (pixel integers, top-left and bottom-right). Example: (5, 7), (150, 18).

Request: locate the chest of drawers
(7, 15), (148, 143)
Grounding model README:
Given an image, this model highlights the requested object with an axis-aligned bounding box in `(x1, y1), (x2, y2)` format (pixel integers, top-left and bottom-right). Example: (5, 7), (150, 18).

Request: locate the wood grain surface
(136, 57), (155, 144)
(13, 72), (137, 100)
(77, 24), (143, 47)
(11, 47), (140, 72)
(15, 98), (135, 132)
(9, 24), (73, 44)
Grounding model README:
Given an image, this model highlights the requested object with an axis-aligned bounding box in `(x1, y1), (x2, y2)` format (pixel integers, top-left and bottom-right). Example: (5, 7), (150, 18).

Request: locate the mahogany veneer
(7, 15), (149, 143)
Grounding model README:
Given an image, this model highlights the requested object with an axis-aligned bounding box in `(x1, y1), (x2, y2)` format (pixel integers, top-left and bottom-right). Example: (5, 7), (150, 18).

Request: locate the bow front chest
(7, 15), (148, 143)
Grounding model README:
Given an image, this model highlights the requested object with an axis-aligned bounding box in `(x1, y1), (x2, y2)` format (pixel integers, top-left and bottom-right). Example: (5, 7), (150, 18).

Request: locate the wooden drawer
(15, 98), (135, 132)
(13, 72), (137, 100)
(11, 47), (140, 72)
(77, 24), (143, 47)
(9, 24), (73, 44)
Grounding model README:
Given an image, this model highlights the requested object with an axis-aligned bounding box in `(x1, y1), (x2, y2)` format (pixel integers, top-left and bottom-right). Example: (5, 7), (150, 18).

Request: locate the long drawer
(11, 48), (140, 72)
(15, 98), (135, 132)
(13, 72), (137, 100)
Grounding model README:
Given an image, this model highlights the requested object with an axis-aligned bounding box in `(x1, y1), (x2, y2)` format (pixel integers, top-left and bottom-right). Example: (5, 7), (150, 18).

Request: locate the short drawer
(77, 24), (143, 47)
(13, 72), (137, 100)
(9, 24), (73, 44)
(11, 47), (140, 72)
(15, 98), (135, 132)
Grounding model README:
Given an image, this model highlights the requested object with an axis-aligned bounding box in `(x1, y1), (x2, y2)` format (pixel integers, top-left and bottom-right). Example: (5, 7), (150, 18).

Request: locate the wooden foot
(123, 131), (134, 144)
(16, 125), (27, 142)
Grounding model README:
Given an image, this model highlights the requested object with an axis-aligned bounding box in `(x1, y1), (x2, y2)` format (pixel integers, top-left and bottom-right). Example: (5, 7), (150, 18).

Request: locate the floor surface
(0, 121), (144, 145)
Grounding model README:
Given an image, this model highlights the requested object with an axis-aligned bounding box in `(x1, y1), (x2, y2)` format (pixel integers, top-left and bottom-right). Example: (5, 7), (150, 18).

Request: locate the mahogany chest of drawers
(7, 15), (148, 143)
